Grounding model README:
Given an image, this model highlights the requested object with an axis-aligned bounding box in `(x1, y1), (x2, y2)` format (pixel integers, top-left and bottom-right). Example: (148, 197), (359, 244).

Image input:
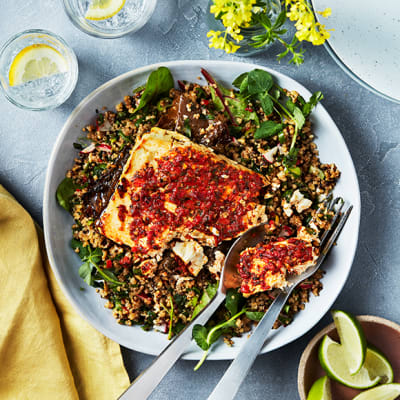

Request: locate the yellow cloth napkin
(0, 185), (130, 399)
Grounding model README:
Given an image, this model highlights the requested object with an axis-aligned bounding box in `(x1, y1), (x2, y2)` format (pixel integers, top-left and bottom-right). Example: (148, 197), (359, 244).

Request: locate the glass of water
(62, 0), (157, 38)
(0, 29), (78, 111)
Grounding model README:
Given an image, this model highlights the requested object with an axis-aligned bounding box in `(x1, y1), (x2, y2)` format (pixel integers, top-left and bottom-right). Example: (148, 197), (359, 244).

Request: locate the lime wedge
(8, 44), (67, 86)
(307, 376), (332, 400)
(319, 336), (380, 389)
(331, 310), (367, 374)
(364, 345), (394, 384)
(353, 383), (400, 400)
(85, 0), (126, 20)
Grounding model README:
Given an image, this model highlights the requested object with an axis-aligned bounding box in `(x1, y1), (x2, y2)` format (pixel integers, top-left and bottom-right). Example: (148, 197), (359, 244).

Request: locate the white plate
(43, 60), (361, 360)
(312, 0), (400, 104)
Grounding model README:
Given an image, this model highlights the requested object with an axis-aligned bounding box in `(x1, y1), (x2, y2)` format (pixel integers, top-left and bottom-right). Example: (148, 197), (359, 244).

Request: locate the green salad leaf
(225, 288), (244, 317)
(192, 325), (209, 351)
(71, 239), (121, 287)
(56, 178), (78, 212)
(254, 121), (284, 139)
(134, 66), (174, 114)
(302, 91), (323, 116)
(191, 282), (218, 319)
(245, 311), (265, 321)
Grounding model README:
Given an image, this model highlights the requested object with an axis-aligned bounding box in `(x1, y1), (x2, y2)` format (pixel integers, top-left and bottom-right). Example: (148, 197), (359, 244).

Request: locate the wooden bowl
(298, 315), (400, 400)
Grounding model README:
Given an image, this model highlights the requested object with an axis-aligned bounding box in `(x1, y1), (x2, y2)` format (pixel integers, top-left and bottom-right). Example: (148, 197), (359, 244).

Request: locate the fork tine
(320, 202), (353, 257)
(320, 197), (345, 246)
(308, 193), (333, 228)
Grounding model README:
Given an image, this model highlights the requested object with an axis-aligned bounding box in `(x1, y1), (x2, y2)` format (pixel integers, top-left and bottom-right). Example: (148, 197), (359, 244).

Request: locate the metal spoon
(118, 224), (267, 399)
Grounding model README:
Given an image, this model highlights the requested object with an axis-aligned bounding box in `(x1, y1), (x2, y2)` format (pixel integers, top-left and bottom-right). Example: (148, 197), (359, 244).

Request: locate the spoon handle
(207, 291), (290, 400)
(118, 290), (226, 400)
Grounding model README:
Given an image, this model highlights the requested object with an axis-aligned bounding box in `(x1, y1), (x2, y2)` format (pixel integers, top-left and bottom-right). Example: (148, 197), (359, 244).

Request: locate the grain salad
(56, 67), (340, 356)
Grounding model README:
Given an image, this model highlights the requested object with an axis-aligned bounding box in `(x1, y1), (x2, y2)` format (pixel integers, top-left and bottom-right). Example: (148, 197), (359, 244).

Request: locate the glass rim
(0, 29), (79, 111)
(61, 0), (158, 39)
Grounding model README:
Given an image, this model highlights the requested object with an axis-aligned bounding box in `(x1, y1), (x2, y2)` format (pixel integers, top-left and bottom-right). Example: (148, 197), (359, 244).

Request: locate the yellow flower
(318, 8), (332, 18)
(285, 0), (332, 46)
(207, 30), (240, 53)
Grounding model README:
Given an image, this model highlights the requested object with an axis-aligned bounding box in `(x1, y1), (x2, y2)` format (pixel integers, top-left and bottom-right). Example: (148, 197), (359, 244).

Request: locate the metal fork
(206, 199), (353, 400)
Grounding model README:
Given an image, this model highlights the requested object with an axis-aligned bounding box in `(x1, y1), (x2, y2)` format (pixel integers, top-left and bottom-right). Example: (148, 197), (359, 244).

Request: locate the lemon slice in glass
(307, 376), (332, 400)
(319, 336), (393, 389)
(85, 0), (126, 21)
(9, 44), (67, 87)
(353, 383), (400, 400)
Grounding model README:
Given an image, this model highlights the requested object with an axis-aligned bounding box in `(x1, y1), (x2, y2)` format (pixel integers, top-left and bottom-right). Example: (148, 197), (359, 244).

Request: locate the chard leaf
(192, 325), (209, 350)
(210, 86), (224, 111)
(56, 178), (78, 212)
(303, 91), (323, 116)
(245, 311), (265, 321)
(254, 120), (284, 139)
(210, 87), (259, 126)
(134, 67), (174, 114)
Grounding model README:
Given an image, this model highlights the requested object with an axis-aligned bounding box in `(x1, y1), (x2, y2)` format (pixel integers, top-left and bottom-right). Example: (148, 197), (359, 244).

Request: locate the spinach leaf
(192, 282), (218, 319)
(192, 325), (209, 351)
(56, 178), (78, 212)
(134, 67), (174, 114)
(254, 120), (284, 139)
(257, 92), (274, 115)
(232, 72), (248, 89)
(225, 289), (243, 317)
(303, 91), (323, 116)
(247, 69), (274, 95)
(245, 311), (265, 321)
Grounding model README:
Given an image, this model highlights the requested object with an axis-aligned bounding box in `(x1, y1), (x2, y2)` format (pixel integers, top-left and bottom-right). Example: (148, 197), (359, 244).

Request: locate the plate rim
(310, 0), (400, 105)
(43, 59), (361, 360)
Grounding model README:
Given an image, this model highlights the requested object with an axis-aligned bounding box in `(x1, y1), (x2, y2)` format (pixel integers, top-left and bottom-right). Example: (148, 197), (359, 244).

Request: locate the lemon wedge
(9, 44), (67, 87)
(85, 0), (126, 21)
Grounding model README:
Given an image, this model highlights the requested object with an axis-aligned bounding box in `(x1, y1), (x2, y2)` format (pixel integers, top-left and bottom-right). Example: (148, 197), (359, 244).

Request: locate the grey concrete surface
(0, 1), (399, 399)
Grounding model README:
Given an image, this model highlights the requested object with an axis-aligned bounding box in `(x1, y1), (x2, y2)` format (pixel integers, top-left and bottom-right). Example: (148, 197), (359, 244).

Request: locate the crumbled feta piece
(271, 178), (281, 191)
(297, 198), (313, 213)
(290, 189), (312, 214)
(208, 251), (225, 276)
(172, 240), (208, 276)
(283, 201), (293, 217)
